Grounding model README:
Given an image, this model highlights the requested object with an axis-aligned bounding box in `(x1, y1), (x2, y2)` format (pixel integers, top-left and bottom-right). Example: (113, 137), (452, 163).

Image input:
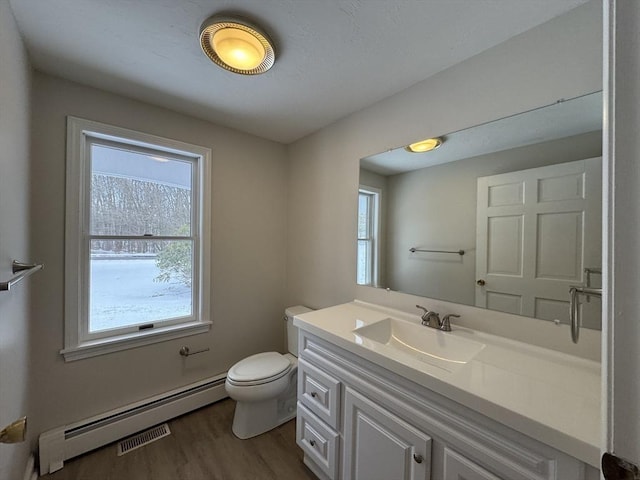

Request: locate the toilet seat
(227, 352), (292, 386)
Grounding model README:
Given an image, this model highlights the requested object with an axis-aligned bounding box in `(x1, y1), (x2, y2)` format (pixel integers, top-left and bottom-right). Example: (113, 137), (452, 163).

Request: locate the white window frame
(62, 117), (212, 361)
(357, 185), (382, 286)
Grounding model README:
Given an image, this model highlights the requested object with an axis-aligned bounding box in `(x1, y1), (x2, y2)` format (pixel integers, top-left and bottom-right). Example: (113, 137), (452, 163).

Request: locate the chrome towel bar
(569, 286), (601, 344)
(179, 346), (210, 357)
(0, 260), (44, 292)
(409, 247), (465, 256)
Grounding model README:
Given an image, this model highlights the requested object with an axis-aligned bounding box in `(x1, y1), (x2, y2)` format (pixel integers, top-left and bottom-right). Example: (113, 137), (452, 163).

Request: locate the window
(357, 186), (381, 286)
(63, 117), (211, 361)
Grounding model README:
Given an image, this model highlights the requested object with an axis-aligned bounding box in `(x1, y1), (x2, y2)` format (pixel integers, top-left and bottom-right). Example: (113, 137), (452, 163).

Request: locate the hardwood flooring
(47, 399), (317, 480)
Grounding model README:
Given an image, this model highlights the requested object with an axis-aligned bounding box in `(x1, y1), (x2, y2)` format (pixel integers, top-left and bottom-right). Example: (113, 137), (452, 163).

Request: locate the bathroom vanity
(293, 301), (600, 480)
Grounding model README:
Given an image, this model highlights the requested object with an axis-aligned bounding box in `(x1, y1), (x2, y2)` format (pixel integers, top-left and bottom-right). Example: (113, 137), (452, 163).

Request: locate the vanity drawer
(443, 447), (503, 480)
(297, 402), (340, 480)
(298, 358), (341, 429)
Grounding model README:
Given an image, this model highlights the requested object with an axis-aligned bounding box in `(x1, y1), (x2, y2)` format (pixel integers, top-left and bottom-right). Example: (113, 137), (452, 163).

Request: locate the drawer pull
(310, 392), (318, 398)
(309, 439), (316, 447)
(413, 453), (423, 464)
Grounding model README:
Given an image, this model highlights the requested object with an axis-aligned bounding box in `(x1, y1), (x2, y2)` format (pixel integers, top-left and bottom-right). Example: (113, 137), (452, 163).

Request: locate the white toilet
(225, 305), (312, 439)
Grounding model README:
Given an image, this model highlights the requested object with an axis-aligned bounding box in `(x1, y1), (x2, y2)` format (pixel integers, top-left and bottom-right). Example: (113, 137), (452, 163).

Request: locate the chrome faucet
(416, 305), (459, 332)
(416, 305), (441, 329)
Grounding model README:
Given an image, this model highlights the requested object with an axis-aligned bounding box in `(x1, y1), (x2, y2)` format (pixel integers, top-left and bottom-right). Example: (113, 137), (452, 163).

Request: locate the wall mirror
(358, 91), (603, 329)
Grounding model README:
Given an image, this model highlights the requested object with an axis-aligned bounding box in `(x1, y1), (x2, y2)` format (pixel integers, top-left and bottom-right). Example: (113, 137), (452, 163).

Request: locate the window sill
(60, 320), (212, 362)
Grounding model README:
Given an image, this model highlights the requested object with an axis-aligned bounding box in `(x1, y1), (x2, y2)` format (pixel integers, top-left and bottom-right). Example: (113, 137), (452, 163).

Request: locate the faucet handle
(416, 304), (429, 319)
(440, 314), (460, 332)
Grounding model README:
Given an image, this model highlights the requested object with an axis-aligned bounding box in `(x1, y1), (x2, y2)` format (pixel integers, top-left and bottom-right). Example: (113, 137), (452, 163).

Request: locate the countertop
(293, 300), (601, 467)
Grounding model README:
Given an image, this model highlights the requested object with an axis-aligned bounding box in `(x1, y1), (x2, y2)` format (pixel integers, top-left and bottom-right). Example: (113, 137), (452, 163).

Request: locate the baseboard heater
(39, 373), (227, 475)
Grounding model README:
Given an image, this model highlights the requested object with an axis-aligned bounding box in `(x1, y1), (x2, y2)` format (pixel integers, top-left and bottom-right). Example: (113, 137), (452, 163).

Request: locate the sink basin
(352, 317), (485, 373)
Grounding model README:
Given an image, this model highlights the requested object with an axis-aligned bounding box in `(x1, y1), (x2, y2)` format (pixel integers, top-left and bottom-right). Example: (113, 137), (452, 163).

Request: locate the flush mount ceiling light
(199, 15), (275, 75)
(405, 137), (443, 153)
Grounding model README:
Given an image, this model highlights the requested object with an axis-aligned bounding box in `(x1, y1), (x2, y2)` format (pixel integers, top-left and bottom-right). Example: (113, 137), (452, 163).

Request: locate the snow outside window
(63, 117), (211, 361)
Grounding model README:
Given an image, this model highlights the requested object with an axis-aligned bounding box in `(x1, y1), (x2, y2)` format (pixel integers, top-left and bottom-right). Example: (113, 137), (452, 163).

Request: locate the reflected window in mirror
(357, 186), (381, 286)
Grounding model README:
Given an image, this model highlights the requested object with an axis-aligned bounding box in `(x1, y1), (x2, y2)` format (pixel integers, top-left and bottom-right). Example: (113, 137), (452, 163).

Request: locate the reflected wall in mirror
(358, 92), (603, 329)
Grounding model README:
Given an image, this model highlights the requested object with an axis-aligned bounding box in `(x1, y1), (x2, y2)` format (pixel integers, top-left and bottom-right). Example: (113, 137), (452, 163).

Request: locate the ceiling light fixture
(405, 137), (443, 153)
(199, 15), (275, 75)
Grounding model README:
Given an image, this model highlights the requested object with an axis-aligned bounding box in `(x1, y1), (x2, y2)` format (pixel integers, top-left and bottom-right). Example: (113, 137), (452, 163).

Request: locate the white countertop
(293, 300), (601, 467)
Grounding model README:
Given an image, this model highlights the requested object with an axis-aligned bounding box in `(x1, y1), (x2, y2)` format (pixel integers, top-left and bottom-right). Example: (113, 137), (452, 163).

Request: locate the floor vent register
(117, 423), (171, 456)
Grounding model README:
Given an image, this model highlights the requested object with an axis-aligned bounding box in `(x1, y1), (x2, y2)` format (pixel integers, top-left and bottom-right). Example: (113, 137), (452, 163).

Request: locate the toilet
(225, 305), (312, 439)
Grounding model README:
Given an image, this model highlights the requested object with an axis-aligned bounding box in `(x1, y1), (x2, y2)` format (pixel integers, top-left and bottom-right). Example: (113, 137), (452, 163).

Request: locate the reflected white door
(475, 158), (601, 325)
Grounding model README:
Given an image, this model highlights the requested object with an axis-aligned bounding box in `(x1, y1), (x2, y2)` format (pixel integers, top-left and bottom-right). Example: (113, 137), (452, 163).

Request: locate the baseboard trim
(23, 453), (37, 480)
(39, 374), (228, 475)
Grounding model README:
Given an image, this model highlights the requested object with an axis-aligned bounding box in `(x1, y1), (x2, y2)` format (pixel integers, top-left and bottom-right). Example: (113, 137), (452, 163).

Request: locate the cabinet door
(444, 447), (503, 480)
(343, 388), (431, 480)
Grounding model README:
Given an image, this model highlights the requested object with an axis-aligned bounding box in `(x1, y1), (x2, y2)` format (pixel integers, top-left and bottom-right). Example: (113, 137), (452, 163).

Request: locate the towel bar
(409, 247), (465, 256)
(0, 260), (44, 292)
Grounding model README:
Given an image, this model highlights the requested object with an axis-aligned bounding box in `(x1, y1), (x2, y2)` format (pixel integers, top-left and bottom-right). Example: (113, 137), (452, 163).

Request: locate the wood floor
(47, 398), (317, 480)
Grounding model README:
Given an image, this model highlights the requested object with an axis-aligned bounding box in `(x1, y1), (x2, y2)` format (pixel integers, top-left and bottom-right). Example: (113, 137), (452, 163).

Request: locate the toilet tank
(284, 305), (312, 355)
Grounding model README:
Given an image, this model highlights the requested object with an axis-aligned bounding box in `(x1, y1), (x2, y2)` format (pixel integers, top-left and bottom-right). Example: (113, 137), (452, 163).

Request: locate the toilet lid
(228, 352), (291, 383)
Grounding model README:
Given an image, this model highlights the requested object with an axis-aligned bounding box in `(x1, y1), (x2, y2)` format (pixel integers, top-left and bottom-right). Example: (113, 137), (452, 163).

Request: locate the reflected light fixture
(405, 137), (443, 153)
(199, 15), (275, 75)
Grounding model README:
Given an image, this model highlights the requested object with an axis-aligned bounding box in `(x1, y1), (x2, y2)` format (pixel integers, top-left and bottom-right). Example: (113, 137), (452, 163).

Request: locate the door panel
(486, 291), (522, 315)
(486, 216), (523, 275)
(488, 181), (524, 207)
(343, 388), (432, 480)
(537, 171), (584, 202)
(536, 211), (583, 280)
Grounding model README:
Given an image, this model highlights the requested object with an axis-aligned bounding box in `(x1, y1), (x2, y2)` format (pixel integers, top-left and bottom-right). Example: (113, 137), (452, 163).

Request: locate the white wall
(0, 1), (33, 478)
(28, 73), (288, 435)
(286, 1), (602, 327)
(603, 0), (640, 467)
(385, 131), (602, 308)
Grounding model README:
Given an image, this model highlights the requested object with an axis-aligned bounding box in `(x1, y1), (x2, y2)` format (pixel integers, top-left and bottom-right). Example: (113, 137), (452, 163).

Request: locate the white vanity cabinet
(296, 329), (590, 480)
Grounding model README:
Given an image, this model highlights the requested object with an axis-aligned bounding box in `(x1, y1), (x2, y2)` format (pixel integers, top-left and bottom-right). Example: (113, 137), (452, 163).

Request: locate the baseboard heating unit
(38, 374), (227, 475)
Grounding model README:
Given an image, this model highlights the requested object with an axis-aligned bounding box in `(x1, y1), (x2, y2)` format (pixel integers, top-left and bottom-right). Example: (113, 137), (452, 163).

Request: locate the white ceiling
(10, 0), (589, 144)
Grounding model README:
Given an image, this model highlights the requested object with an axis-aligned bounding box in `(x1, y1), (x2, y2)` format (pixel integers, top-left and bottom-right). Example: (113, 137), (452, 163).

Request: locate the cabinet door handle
(413, 453), (423, 464)
(310, 392), (317, 398)
(476, 279), (486, 286)
(309, 439), (316, 447)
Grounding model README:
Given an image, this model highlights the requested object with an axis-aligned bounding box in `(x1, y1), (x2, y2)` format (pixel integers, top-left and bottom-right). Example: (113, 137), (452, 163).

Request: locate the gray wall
(286, 1), (603, 315)
(29, 73), (288, 435)
(0, 1), (32, 478)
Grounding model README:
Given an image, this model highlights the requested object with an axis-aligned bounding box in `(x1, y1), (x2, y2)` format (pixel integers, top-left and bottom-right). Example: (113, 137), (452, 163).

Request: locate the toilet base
(231, 377), (297, 439)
